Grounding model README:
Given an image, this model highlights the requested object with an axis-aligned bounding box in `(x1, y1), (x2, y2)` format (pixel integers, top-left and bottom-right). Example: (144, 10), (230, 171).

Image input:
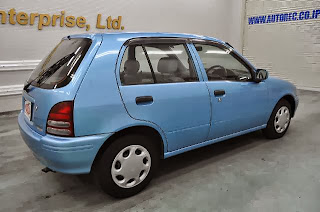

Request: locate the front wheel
(94, 134), (159, 198)
(263, 99), (292, 139)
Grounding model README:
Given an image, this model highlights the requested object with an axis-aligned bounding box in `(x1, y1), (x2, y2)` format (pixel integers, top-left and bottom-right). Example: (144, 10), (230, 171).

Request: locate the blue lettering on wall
(248, 9), (320, 25)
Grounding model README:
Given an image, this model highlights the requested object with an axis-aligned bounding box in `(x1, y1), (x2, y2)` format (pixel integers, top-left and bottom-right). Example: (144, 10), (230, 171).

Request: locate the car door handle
(135, 96), (153, 104)
(214, 90), (225, 96)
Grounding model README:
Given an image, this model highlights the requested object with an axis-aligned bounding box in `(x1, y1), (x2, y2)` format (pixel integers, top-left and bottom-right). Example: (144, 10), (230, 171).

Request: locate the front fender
(266, 77), (298, 118)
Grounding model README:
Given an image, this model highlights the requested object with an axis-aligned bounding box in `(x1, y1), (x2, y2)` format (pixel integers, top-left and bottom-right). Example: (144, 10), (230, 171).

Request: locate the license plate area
(24, 100), (32, 121)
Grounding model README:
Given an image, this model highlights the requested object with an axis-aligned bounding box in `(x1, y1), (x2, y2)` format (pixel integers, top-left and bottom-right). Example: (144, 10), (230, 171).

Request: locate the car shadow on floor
(156, 130), (266, 179)
(82, 131), (265, 187)
(38, 130), (268, 209)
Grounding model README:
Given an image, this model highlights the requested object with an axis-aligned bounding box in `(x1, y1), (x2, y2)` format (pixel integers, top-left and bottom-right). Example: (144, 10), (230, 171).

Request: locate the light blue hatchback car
(19, 32), (299, 198)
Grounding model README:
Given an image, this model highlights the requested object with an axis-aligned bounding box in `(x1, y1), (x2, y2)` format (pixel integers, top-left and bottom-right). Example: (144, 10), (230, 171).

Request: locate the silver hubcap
(111, 145), (151, 188)
(274, 106), (290, 133)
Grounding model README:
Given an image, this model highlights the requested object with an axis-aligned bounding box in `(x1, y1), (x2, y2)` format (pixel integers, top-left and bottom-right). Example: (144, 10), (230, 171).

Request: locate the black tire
(263, 99), (292, 139)
(94, 134), (159, 198)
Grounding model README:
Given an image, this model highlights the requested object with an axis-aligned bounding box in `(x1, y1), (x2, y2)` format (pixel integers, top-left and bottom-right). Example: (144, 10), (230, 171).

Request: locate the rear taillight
(47, 101), (74, 137)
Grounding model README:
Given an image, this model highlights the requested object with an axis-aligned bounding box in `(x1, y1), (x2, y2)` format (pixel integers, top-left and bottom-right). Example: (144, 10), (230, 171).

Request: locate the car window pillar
(141, 45), (157, 84)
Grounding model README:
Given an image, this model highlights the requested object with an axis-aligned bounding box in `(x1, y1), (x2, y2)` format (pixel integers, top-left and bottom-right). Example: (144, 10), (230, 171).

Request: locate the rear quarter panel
(74, 35), (128, 136)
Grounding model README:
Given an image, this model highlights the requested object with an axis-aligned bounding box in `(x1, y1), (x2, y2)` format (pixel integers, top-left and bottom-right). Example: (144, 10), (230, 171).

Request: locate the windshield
(27, 38), (92, 89)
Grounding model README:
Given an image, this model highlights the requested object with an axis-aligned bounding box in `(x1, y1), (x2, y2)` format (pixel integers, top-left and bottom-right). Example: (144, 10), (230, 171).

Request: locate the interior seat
(157, 57), (184, 83)
(123, 60), (141, 85)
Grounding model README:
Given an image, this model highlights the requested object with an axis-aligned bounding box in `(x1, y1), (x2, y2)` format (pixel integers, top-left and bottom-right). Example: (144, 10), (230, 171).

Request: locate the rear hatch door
(22, 34), (102, 135)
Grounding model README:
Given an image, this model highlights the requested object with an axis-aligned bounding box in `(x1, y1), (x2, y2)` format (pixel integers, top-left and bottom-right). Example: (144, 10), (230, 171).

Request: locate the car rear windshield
(27, 38), (92, 89)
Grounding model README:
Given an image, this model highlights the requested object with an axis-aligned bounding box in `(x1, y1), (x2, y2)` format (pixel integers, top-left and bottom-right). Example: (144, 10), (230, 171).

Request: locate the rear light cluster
(47, 101), (74, 137)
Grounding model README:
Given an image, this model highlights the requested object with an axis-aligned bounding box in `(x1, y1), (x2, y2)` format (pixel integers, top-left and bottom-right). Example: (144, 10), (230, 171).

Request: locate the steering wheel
(206, 65), (227, 79)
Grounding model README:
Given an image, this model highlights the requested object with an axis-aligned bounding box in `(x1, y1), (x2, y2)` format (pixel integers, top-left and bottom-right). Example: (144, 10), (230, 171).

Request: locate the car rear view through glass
(26, 38), (92, 89)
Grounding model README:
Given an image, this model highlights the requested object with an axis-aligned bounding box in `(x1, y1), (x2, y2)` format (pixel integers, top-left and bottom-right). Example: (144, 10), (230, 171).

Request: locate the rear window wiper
(36, 53), (75, 85)
(23, 53), (75, 91)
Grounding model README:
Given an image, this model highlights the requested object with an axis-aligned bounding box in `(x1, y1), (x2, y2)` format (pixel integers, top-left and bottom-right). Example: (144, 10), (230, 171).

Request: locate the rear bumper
(18, 112), (111, 174)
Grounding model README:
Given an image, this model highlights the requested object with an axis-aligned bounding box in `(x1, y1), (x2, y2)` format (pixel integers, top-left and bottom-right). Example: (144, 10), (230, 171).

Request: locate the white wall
(0, 0), (246, 112)
(0, 0), (245, 62)
(243, 0), (320, 90)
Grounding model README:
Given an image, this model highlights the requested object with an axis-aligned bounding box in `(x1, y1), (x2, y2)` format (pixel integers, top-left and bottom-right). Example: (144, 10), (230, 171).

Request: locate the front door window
(194, 44), (252, 81)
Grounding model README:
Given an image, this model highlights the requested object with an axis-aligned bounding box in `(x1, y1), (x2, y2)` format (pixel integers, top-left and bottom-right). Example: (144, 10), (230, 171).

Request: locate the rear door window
(120, 43), (198, 85)
(27, 38), (92, 89)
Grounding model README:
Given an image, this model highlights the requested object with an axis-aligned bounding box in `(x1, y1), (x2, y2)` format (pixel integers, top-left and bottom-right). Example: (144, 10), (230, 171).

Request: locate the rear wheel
(94, 134), (159, 198)
(263, 99), (292, 139)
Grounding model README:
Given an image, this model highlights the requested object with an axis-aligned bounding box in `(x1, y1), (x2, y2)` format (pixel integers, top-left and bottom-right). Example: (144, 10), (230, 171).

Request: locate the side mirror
(254, 69), (268, 82)
(195, 46), (203, 51)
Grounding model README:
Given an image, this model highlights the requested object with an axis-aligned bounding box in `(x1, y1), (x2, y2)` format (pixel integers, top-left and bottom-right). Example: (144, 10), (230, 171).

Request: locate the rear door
(117, 38), (211, 152)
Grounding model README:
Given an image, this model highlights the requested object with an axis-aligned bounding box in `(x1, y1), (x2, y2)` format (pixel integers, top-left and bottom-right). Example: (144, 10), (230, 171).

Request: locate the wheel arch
(279, 94), (296, 117)
(91, 125), (166, 172)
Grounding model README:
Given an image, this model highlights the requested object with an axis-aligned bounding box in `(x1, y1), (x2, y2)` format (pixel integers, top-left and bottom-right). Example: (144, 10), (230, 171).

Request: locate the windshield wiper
(23, 53), (75, 91)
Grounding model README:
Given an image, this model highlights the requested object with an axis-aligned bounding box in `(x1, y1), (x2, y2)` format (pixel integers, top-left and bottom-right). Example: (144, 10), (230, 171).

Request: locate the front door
(117, 39), (211, 151)
(192, 42), (268, 139)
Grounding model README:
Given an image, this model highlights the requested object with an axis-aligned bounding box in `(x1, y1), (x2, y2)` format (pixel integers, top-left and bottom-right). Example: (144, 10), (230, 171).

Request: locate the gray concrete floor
(0, 90), (319, 212)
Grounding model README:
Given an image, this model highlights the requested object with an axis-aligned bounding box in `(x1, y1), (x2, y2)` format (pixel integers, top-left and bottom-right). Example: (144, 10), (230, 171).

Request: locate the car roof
(71, 32), (225, 44)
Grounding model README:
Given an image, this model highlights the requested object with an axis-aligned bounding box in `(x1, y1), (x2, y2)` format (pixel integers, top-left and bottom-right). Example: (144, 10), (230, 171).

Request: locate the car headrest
(124, 60), (140, 75)
(157, 57), (178, 74)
